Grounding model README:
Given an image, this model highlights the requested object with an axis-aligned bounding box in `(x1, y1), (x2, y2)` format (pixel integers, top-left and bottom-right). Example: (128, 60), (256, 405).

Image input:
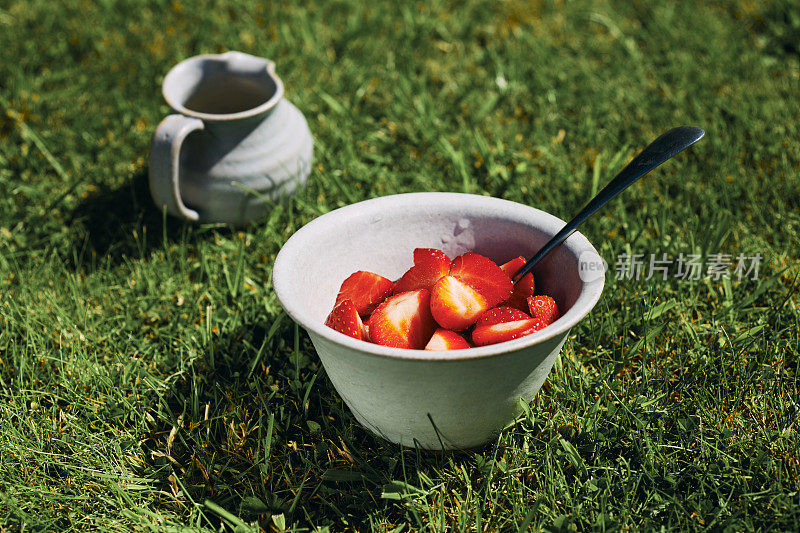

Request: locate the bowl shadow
(134, 317), (480, 529)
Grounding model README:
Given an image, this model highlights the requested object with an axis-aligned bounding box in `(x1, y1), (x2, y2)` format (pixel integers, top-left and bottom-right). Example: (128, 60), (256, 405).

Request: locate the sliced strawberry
(499, 256), (526, 278)
(475, 306), (531, 328)
(324, 299), (365, 340)
(472, 318), (547, 347)
(335, 270), (394, 316)
(368, 289), (436, 349)
(527, 295), (559, 326)
(424, 328), (472, 351)
(393, 248), (451, 294)
(449, 252), (513, 307)
(429, 275), (489, 331)
(500, 256), (536, 311)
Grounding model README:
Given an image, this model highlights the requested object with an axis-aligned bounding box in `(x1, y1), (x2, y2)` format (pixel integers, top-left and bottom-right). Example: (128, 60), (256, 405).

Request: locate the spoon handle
(512, 126), (705, 283)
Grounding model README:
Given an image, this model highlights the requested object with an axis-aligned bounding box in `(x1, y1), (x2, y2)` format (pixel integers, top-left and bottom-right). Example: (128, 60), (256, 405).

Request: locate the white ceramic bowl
(273, 193), (604, 449)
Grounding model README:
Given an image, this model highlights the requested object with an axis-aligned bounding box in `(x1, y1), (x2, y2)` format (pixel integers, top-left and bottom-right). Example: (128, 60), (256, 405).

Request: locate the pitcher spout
(162, 51), (285, 122)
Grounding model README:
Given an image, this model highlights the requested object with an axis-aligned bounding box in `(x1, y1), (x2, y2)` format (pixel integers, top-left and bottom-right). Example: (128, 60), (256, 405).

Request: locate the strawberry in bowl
(324, 248), (560, 350)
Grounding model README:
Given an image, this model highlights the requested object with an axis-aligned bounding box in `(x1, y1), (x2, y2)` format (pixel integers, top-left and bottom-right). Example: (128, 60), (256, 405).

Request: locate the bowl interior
(274, 193), (604, 354)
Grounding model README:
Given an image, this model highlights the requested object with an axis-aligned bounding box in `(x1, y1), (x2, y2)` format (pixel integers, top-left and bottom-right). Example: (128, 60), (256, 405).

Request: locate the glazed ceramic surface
(272, 193), (605, 449)
(149, 51), (313, 225)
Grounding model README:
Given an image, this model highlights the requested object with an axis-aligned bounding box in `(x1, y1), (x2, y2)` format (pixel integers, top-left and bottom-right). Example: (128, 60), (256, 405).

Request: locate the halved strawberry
(368, 289), (436, 349)
(449, 252), (513, 307)
(325, 299), (365, 340)
(424, 328), (472, 351)
(429, 275), (489, 331)
(500, 256), (536, 311)
(472, 318), (547, 347)
(393, 248), (451, 294)
(527, 295), (559, 326)
(475, 306), (531, 328)
(335, 271), (394, 316)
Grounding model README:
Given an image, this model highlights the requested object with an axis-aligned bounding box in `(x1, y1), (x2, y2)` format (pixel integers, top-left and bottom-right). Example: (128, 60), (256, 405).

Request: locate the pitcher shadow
(67, 169), (218, 269)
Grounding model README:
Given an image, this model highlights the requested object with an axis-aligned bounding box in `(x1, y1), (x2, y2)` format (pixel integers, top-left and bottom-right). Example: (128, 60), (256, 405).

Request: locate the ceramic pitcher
(149, 51), (313, 225)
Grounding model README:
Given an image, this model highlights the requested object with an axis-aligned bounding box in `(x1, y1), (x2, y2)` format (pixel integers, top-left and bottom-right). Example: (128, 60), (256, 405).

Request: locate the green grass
(1, 0), (799, 530)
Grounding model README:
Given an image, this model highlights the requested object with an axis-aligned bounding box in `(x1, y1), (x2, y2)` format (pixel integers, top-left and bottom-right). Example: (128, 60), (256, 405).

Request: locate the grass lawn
(1, 0), (799, 530)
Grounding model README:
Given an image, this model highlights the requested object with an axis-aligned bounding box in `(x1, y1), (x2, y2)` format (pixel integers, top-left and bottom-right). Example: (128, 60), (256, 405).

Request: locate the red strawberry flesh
(430, 275), (489, 331)
(449, 252), (513, 307)
(324, 299), (365, 340)
(475, 306), (531, 328)
(527, 295), (559, 326)
(472, 317), (547, 347)
(500, 256), (536, 311)
(335, 270), (394, 316)
(393, 248), (451, 294)
(368, 289), (436, 349)
(424, 328), (472, 351)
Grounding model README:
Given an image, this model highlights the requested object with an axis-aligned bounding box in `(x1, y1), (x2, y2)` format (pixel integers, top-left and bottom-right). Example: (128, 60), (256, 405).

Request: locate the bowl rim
(273, 192), (605, 362)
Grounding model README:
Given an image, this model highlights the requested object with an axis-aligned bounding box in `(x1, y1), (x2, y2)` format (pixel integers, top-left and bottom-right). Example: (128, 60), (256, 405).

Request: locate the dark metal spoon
(512, 126), (705, 283)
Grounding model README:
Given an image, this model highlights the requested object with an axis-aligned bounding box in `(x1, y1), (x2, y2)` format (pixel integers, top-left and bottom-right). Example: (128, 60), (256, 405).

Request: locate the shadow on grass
(135, 318), (460, 529)
(65, 169), (198, 270)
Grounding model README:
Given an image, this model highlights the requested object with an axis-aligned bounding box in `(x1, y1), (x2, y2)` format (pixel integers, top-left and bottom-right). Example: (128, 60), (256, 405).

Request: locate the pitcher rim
(162, 51), (285, 122)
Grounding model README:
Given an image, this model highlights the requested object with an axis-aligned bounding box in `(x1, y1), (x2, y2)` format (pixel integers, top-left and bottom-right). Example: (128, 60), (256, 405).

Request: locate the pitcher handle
(149, 114), (204, 221)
